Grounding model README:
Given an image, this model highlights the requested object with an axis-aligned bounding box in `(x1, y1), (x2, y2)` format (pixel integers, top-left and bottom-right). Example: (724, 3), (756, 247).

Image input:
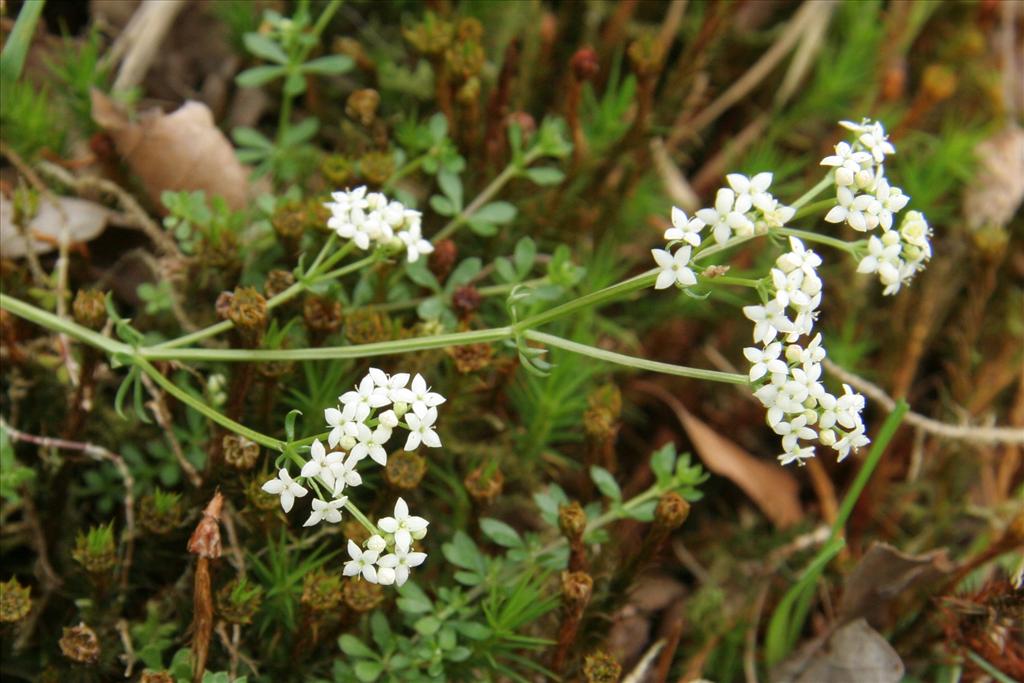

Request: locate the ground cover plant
(1, 1), (1022, 682)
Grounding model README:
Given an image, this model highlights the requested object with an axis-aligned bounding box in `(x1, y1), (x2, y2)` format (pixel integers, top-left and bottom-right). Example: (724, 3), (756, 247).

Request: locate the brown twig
(1, 417), (136, 589)
(188, 492), (224, 683)
(116, 618), (138, 678)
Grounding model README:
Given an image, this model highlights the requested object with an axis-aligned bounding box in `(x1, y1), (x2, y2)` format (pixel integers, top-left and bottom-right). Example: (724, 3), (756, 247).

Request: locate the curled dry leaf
(838, 541), (953, 629)
(676, 405), (803, 529)
(773, 619), (904, 683)
(91, 90), (250, 213)
(0, 194), (111, 257)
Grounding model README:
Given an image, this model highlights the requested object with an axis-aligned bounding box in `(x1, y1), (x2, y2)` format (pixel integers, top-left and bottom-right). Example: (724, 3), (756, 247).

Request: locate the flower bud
(654, 492), (690, 530)
(59, 622), (101, 664)
(72, 290), (107, 330)
(0, 576), (31, 623)
(377, 567), (397, 585)
(561, 570), (593, 608)
(378, 410), (399, 429)
(570, 47), (599, 82)
(819, 429), (837, 446)
(392, 402), (410, 418)
(339, 436), (357, 451)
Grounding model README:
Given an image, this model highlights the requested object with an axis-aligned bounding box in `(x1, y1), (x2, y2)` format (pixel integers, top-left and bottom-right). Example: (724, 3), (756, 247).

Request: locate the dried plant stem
(0, 417), (136, 589)
(138, 371), (203, 487)
(823, 359), (1024, 445)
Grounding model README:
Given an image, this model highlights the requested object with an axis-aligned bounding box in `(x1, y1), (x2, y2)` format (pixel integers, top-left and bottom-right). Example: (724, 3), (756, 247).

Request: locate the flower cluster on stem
(742, 237), (869, 465)
(324, 186), (434, 263)
(821, 119), (932, 294)
(262, 369), (442, 585)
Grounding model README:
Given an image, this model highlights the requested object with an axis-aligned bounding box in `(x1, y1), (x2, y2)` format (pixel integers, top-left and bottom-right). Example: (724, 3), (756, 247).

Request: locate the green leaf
(650, 442), (676, 486)
(0, 0), (44, 82)
(442, 531), (484, 572)
(429, 195), (455, 217)
(301, 54), (354, 75)
(281, 117), (319, 146)
(233, 126), (273, 149)
(466, 218), (498, 237)
(428, 113), (447, 143)
(533, 484), (569, 526)
(626, 500), (658, 522)
(339, 634), (376, 659)
(243, 33), (288, 64)
(524, 166), (565, 186)
(437, 170), (463, 210)
(405, 260), (441, 291)
(473, 201), (516, 224)
(370, 611), (392, 651)
(480, 518), (522, 548)
(454, 621), (491, 641)
(448, 257), (481, 288)
(414, 616), (441, 636)
(235, 64), (287, 88)
(416, 297), (445, 321)
(493, 257), (517, 284)
(284, 409), (302, 442)
(513, 237), (536, 276)
(354, 660), (383, 682)
(590, 466), (621, 501)
(396, 582), (433, 614)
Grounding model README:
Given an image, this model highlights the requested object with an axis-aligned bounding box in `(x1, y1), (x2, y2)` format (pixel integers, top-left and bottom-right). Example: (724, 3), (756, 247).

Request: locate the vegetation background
(0, 1), (1021, 682)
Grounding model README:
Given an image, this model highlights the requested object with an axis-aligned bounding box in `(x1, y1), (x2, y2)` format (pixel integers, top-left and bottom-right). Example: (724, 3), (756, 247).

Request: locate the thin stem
(362, 278), (547, 314)
(523, 330), (749, 385)
(343, 501), (380, 536)
(0, 293), (129, 356)
(432, 149), (541, 242)
(703, 275), (762, 288)
(383, 155), (426, 192)
(792, 198), (836, 221)
(790, 172), (833, 210)
(317, 254), (377, 281)
(141, 327), (515, 362)
(514, 271), (656, 332)
(133, 357), (284, 451)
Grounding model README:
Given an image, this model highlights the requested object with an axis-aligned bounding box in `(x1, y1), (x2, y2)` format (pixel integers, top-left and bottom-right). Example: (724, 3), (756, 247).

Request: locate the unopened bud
(72, 290), (108, 330)
(561, 570), (593, 608)
(570, 47), (599, 81)
(654, 492), (690, 530)
(558, 501), (587, 541)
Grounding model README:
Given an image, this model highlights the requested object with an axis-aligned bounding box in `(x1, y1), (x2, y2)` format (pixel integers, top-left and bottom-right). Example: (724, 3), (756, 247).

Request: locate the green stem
(317, 254), (378, 281)
(432, 149), (542, 242)
(383, 155), (426, 192)
(362, 278), (547, 314)
(343, 500), (380, 537)
(524, 330), (748, 385)
(133, 357), (283, 451)
(514, 271), (656, 332)
(792, 198), (836, 221)
(0, 293), (128, 357)
(703, 275), (762, 288)
(790, 173), (833, 210)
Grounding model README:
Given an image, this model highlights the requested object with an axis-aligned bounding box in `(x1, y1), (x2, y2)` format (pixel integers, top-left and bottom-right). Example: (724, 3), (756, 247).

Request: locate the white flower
(343, 539), (379, 583)
(785, 333), (826, 365)
(873, 179), (909, 231)
(325, 407), (347, 448)
(652, 247), (697, 290)
(331, 454), (363, 496)
(261, 469), (308, 513)
(775, 237), (822, 276)
(377, 542), (427, 587)
(756, 197), (796, 229)
(399, 223), (434, 263)
(726, 172), (773, 214)
(377, 497), (429, 550)
(350, 425), (392, 466)
(825, 186), (876, 232)
(743, 300), (794, 344)
(833, 426), (870, 461)
(664, 207), (704, 247)
(376, 566), (397, 586)
(304, 495), (347, 527)
(339, 420), (373, 460)
(821, 141), (873, 186)
(743, 342), (787, 382)
(393, 374), (446, 414)
(340, 374), (391, 423)
(378, 409), (399, 429)
(778, 444), (815, 466)
(773, 415), (816, 453)
(367, 369), (411, 403)
(300, 439), (341, 490)
(856, 121), (895, 163)
(404, 405), (441, 450)
(696, 187), (754, 245)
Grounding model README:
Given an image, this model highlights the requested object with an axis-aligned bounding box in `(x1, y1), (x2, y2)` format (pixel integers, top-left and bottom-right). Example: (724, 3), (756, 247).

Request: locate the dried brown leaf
(773, 619), (904, 683)
(91, 90), (249, 212)
(676, 408), (803, 528)
(838, 542), (953, 629)
(0, 195), (111, 257)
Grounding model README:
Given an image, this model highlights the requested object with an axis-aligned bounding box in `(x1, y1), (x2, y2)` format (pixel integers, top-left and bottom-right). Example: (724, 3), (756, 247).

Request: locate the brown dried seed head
(344, 520), (371, 548)
(302, 568), (344, 612)
(922, 64), (957, 102)
(451, 285), (482, 317)
(428, 239), (458, 282)
(570, 47), (600, 82)
(187, 492), (224, 559)
(72, 290), (108, 330)
(346, 89), (381, 126)
(227, 287), (268, 342)
(345, 309), (392, 345)
(264, 269), (296, 300)
(360, 150), (396, 186)
(303, 295), (344, 335)
(343, 578), (385, 612)
(446, 343), (493, 374)
(655, 491), (690, 530)
(59, 622), (101, 664)
(140, 672), (175, 683)
(583, 650), (622, 683)
(457, 17), (483, 42)
(223, 435), (260, 470)
(271, 201), (307, 242)
(561, 570), (593, 608)
(465, 466), (504, 504)
(385, 451), (428, 490)
(558, 502), (587, 542)
(0, 576), (32, 622)
(321, 154), (354, 187)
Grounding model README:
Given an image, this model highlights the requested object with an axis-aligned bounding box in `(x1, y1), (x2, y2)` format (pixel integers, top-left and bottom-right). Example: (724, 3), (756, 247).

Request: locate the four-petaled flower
(261, 469), (308, 513)
(404, 406), (441, 451)
(377, 542), (428, 587)
(343, 540), (379, 582)
(393, 374), (446, 414)
(652, 247), (697, 290)
(377, 497), (429, 550)
(664, 207), (704, 247)
(304, 495), (348, 527)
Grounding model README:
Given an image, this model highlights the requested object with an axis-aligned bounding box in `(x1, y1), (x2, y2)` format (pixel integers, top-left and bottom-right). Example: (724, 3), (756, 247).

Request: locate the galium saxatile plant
(651, 118), (930, 465)
(263, 368), (440, 586)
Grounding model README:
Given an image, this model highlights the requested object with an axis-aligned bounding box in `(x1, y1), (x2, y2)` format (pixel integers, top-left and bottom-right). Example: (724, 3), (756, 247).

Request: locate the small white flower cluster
(344, 498), (428, 587)
(261, 369), (444, 585)
(821, 119), (931, 295)
(743, 237), (869, 465)
(652, 173), (795, 290)
(324, 186), (434, 263)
